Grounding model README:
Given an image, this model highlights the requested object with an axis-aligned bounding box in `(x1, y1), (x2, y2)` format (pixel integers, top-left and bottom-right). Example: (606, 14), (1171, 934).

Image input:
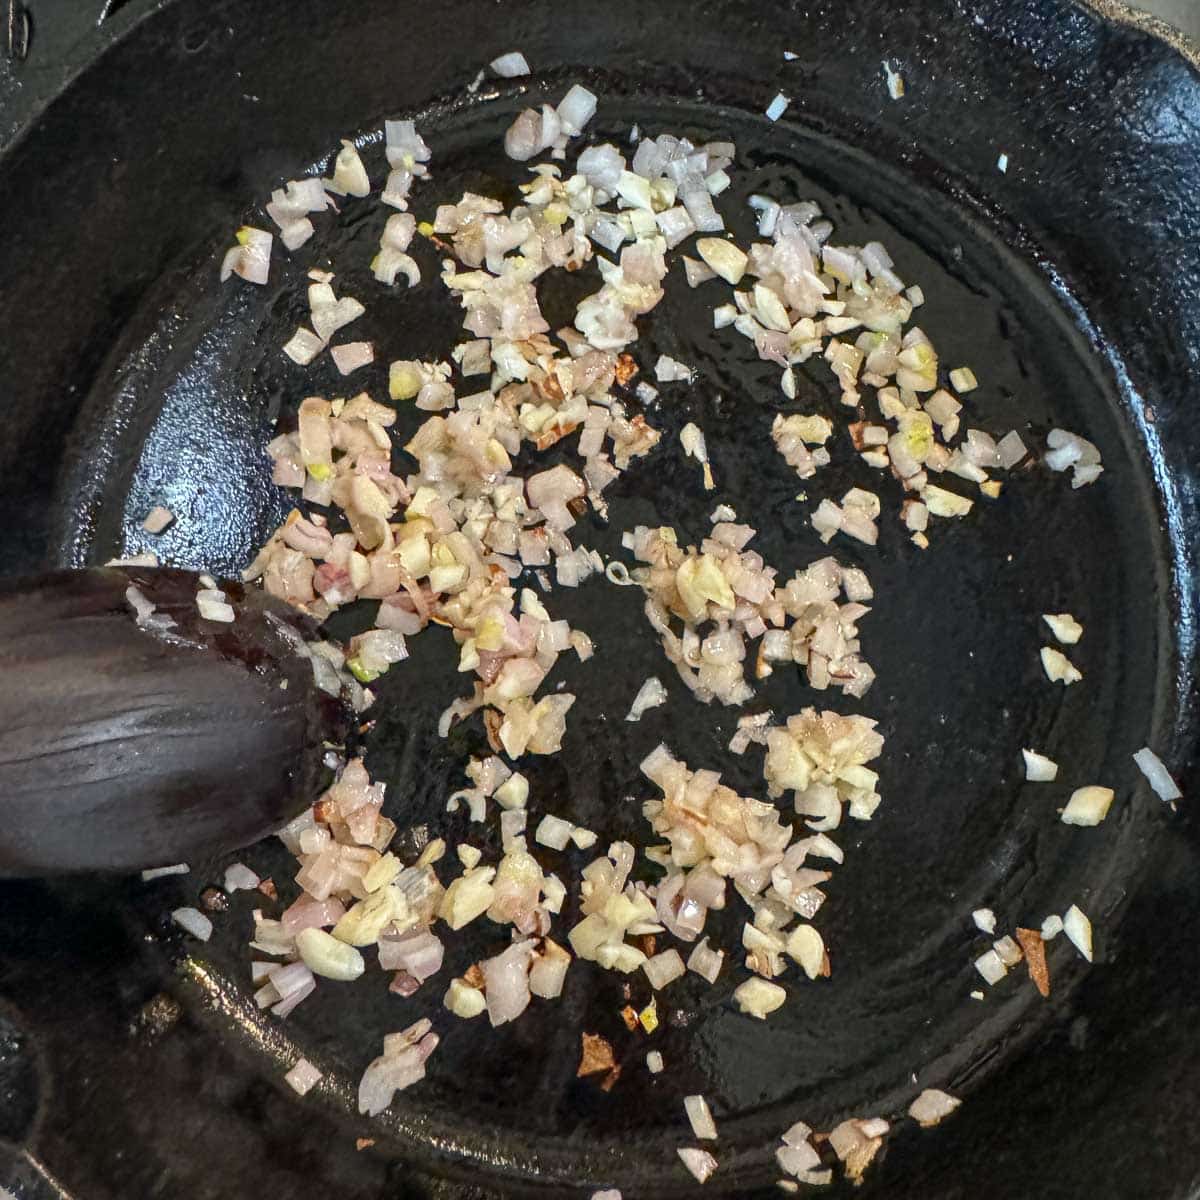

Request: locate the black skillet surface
(1, 0), (1199, 1196)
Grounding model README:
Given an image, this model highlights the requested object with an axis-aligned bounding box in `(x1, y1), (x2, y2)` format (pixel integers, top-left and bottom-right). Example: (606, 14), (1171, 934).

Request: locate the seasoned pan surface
(0, 1), (1197, 1197)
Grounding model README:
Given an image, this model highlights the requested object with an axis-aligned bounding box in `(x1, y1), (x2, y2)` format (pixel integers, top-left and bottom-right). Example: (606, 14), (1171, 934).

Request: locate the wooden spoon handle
(0, 567), (352, 875)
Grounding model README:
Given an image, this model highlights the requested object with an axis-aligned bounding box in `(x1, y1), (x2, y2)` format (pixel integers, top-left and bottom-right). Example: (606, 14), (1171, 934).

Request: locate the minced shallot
(1134, 747), (1182, 802)
(193, 77), (1118, 1162)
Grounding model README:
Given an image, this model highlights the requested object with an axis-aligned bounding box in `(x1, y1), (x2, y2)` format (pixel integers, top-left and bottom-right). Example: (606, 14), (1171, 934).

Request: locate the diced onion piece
(481, 940), (536, 1026)
(1061, 785), (1115, 826)
(1133, 747), (1182, 802)
(172, 907), (213, 941)
(500, 810), (528, 851)
(696, 237), (748, 284)
(557, 84), (598, 136)
(677, 1148), (718, 1184)
(197, 588), (236, 623)
(923, 485), (973, 518)
(785, 924), (825, 980)
(733, 977), (786, 1018)
(972, 908), (996, 934)
(1062, 904), (1093, 962)
(616, 170), (654, 211)
(220, 226), (273, 285)
(643, 948), (686, 990)
(883, 60), (905, 100)
(142, 863), (189, 881)
(687, 937), (724, 983)
(284, 1057), (323, 1096)
(646, 1050), (664, 1073)
(142, 505), (174, 534)
(908, 1089), (961, 1127)
(330, 341), (374, 375)
(1045, 428), (1104, 487)
(529, 938), (571, 998)
(535, 814), (575, 851)
(765, 93), (789, 121)
(439, 868), (496, 930)
(224, 862), (260, 892)
(949, 367), (978, 392)
(444, 977), (487, 1019)
(490, 51), (530, 76)
(996, 430), (1027, 468)
(974, 948), (1007, 985)
(656, 354), (694, 382)
(828, 1119), (888, 1182)
(627, 676), (668, 722)
(1022, 749), (1058, 782)
(684, 1094), (718, 1140)
(1042, 612), (1083, 644)
(330, 140), (371, 197)
(992, 935), (1023, 967)
(1041, 647), (1082, 685)
(495, 772), (530, 809)
(1041, 914), (1064, 940)
(283, 327), (325, 365)
(296, 928), (365, 980)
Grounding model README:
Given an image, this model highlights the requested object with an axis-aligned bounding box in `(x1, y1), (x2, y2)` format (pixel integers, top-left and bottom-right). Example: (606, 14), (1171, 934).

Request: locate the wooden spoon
(0, 566), (354, 875)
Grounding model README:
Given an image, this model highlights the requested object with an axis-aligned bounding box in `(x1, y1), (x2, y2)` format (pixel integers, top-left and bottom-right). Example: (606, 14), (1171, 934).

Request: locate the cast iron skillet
(0, 0), (1198, 1196)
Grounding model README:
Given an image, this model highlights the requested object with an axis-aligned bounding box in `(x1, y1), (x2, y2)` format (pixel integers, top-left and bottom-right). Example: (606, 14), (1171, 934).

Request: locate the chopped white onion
(224, 863), (261, 893)
(481, 939), (536, 1025)
(1041, 646), (1082, 685)
(1022, 749), (1058, 782)
(655, 354), (694, 383)
(142, 505), (174, 534)
(677, 1148), (718, 1184)
(283, 327), (325, 366)
(535, 814), (575, 851)
(992, 935), (1023, 967)
(328, 140), (371, 197)
(974, 948), (1006, 985)
(1042, 612), (1083, 644)
(284, 1057), (323, 1096)
(557, 84), (598, 136)
(765, 93), (790, 121)
(643, 948), (686, 990)
(1062, 904), (1093, 962)
(172, 907), (213, 941)
(142, 863), (189, 881)
(685, 1094), (718, 1140)
(786, 925), (825, 980)
(1061, 785), (1115, 827)
(1133, 747), (1182, 802)
(626, 676), (668, 722)
(444, 977), (487, 1019)
(220, 226), (272, 285)
(908, 1089), (960, 1127)
(733, 977), (786, 1018)
(972, 908), (996, 934)
(296, 928), (365, 981)
(686, 936), (724, 983)
(996, 430), (1027, 468)
(696, 237), (748, 284)
(490, 51), (530, 77)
